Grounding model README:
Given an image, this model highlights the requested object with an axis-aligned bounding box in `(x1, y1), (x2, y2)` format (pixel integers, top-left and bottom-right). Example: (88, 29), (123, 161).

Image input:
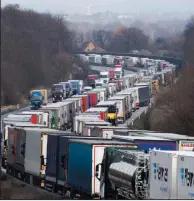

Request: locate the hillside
(1, 5), (74, 105)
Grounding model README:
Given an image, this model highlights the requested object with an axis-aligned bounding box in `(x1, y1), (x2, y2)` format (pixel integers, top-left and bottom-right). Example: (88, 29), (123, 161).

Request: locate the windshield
(96, 83), (102, 87)
(100, 75), (108, 78)
(52, 85), (63, 93)
(72, 82), (78, 89)
(115, 71), (121, 75)
(31, 96), (42, 101)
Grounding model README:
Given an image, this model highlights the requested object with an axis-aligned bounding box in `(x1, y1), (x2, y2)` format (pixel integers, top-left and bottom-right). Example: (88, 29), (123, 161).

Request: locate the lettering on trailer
(180, 168), (194, 187)
(153, 162), (168, 182)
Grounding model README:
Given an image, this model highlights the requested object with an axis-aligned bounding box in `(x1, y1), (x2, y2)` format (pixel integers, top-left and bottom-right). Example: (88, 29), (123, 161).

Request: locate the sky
(2, 0), (194, 14)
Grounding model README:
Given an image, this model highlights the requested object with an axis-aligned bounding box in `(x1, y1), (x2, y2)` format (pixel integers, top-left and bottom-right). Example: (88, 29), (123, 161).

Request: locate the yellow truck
(152, 80), (159, 91)
(30, 89), (48, 110)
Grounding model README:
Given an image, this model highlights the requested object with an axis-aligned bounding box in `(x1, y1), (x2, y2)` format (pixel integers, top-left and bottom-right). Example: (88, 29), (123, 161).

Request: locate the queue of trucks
(1, 57), (192, 200)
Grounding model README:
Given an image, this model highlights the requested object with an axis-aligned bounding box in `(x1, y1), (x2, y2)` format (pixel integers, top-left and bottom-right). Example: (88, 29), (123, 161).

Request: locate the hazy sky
(2, 0), (194, 14)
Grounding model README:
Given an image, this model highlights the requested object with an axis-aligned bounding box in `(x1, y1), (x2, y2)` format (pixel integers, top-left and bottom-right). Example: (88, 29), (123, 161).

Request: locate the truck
(100, 71), (110, 84)
(107, 96), (128, 124)
(95, 79), (103, 88)
(134, 82), (152, 97)
(121, 88), (137, 111)
(148, 150), (183, 199)
(87, 126), (128, 139)
(96, 101), (118, 126)
(73, 115), (100, 134)
(115, 92), (133, 117)
(6, 127), (71, 185)
(66, 139), (138, 198)
(83, 86), (92, 92)
(97, 147), (148, 199)
(142, 132), (194, 151)
(45, 135), (104, 194)
(68, 80), (81, 95)
(87, 75), (98, 89)
(108, 69), (115, 81)
(132, 86), (150, 108)
(84, 91), (99, 107)
(59, 82), (72, 97)
(114, 65), (124, 79)
(72, 95), (89, 112)
(92, 88), (106, 102)
(176, 151), (194, 199)
(30, 89), (48, 110)
(85, 107), (108, 121)
(112, 135), (177, 151)
(51, 84), (66, 103)
(41, 102), (72, 130)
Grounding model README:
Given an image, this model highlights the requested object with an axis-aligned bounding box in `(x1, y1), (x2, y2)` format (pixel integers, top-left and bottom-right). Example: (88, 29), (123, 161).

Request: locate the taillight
(136, 102), (139, 107)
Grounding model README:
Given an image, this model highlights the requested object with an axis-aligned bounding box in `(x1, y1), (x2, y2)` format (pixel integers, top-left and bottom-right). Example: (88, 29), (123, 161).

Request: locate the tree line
(1, 5), (86, 105)
(145, 17), (194, 136)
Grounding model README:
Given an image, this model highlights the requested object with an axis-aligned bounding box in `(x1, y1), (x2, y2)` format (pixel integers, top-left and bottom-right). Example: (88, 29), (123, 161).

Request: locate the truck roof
(4, 122), (46, 127)
(97, 101), (116, 106)
(86, 107), (108, 112)
(116, 91), (132, 95)
(112, 135), (173, 141)
(69, 139), (137, 145)
(108, 95), (127, 100)
(142, 132), (194, 140)
(83, 121), (111, 125)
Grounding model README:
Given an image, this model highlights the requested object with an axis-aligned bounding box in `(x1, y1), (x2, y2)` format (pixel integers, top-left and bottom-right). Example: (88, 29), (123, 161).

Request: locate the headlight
(60, 95), (62, 97)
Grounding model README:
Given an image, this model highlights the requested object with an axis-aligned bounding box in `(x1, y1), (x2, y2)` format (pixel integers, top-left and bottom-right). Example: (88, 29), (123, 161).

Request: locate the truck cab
(60, 82), (72, 97)
(68, 80), (81, 95)
(100, 71), (110, 84)
(51, 84), (65, 103)
(95, 79), (104, 88)
(114, 65), (124, 79)
(30, 90), (43, 110)
(96, 101), (118, 126)
(87, 75), (98, 89)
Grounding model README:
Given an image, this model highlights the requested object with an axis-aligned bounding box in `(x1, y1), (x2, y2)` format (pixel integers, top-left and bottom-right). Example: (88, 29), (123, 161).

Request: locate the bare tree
(92, 29), (112, 49)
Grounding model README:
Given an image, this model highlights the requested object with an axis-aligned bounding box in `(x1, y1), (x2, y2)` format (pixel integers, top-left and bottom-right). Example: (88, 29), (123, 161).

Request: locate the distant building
(79, 41), (107, 53)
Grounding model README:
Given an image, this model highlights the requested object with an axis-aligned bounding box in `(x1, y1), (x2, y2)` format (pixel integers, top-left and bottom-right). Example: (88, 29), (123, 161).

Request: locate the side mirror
(4, 139), (7, 147)
(95, 163), (102, 181)
(40, 155), (45, 166)
(61, 155), (67, 169)
(116, 108), (118, 113)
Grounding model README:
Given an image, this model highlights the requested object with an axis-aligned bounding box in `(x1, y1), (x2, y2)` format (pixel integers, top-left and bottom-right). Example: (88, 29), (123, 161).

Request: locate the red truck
(108, 70), (115, 81)
(87, 74), (98, 88)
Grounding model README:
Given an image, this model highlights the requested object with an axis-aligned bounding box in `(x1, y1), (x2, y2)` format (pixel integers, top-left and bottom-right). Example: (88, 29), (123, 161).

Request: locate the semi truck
(30, 89), (48, 110)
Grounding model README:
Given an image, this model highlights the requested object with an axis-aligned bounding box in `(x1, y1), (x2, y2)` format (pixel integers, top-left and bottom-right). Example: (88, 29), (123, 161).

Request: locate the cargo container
(176, 151), (194, 199)
(89, 126), (128, 139)
(108, 83), (117, 95)
(64, 99), (79, 114)
(4, 114), (37, 124)
(115, 91), (133, 116)
(107, 96), (127, 123)
(112, 135), (177, 151)
(73, 115), (100, 134)
(131, 86), (150, 107)
(45, 135), (104, 194)
(21, 111), (48, 125)
(85, 107), (108, 121)
(66, 97), (82, 113)
(6, 127), (70, 186)
(66, 139), (138, 198)
(85, 91), (99, 107)
(41, 102), (72, 130)
(80, 121), (111, 136)
(149, 150), (178, 199)
(92, 88), (106, 101)
(72, 95), (89, 112)
(122, 88), (137, 111)
(134, 82), (152, 97)
(142, 132), (194, 150)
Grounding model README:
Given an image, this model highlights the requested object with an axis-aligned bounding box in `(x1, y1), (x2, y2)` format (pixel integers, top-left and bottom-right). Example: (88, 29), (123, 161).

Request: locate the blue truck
(68, 80), (81, 95)
(45, 135), (103, 195)
(66, 139), (138, 198)
(30, 91), (43, 110)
